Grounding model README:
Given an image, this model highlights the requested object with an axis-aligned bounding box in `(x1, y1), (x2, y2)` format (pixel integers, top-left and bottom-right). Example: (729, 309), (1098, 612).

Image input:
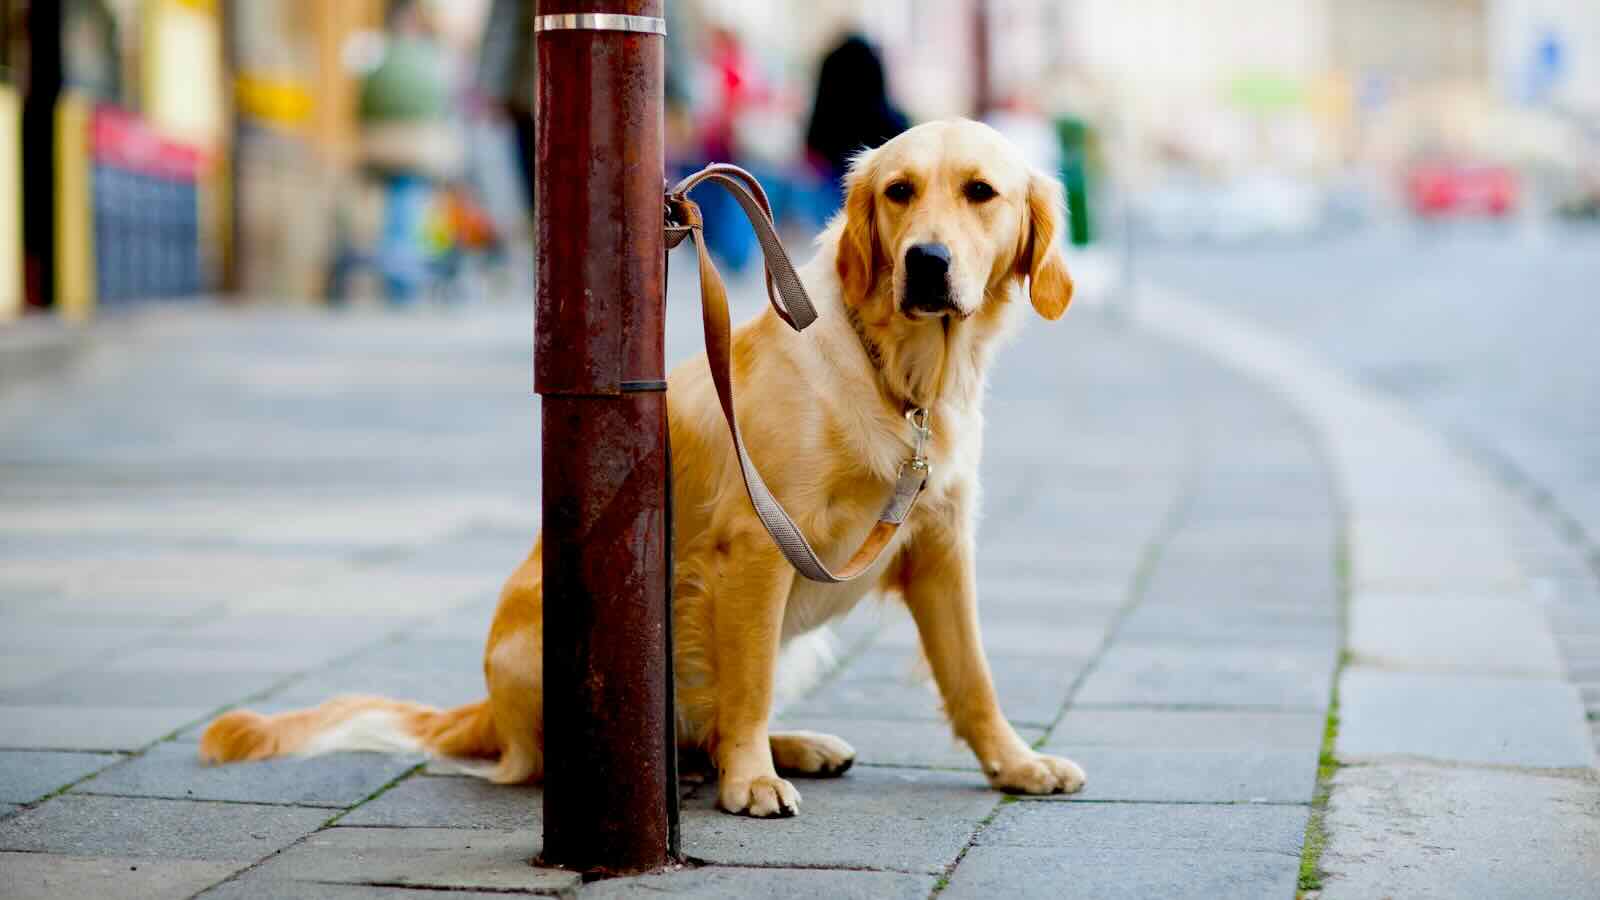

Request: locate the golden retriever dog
(201, 119), (1085, 817)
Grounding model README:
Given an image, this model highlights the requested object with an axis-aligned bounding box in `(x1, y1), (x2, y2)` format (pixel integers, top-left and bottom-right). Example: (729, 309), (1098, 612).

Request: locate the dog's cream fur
(201, 120), (1085, 817)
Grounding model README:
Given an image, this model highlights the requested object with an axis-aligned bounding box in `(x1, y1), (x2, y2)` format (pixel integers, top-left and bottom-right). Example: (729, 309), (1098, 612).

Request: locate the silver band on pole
(533, 13), (666, 35)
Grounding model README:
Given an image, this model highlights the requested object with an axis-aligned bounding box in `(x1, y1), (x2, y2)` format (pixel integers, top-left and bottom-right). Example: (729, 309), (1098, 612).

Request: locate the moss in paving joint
(324, 761), (426, 828)
(1298, 515), (1351, 897)
(1038, 472), (1200, 740)
(180, 764), (425, 900)
(1298, 700), (1343, 889)
(929, 795), (1016, 898)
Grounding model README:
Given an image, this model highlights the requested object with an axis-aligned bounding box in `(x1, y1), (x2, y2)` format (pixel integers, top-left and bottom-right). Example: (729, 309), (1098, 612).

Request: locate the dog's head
(834, 119), (1074, 323)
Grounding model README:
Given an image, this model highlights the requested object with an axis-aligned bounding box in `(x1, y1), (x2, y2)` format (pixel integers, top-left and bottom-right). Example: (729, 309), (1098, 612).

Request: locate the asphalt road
(1139, 221), (1600, 559)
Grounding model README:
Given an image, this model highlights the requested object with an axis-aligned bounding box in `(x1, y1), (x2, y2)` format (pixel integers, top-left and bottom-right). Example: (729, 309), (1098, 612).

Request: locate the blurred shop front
(10, 0), (226, 322)
(4, 0), (387, 325)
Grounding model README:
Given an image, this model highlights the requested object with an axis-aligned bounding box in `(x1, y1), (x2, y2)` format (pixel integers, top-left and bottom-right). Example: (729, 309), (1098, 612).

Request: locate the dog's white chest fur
(780, 543), (900, 641)
(778, 446), (979, 644)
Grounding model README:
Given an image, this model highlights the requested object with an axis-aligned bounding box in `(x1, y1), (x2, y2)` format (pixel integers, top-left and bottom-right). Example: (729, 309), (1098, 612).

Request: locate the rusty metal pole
(533, 1), (674, 875)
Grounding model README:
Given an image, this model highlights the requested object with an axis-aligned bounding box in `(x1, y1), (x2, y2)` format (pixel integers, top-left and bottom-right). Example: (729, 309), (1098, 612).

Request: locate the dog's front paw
(718, 773), (801, 818)
(984, 751), (1086, 795)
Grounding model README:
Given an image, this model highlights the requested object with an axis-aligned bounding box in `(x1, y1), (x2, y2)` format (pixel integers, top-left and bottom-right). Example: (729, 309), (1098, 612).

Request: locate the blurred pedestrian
(805, 34), (909, 207)
(475, 0), (536, 211)
(690, 25), (771, 272)
(357, 0), (463, 303)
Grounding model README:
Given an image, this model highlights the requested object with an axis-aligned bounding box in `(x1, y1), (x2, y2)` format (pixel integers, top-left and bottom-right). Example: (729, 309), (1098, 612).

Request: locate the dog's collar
(843, 303), (887, 375)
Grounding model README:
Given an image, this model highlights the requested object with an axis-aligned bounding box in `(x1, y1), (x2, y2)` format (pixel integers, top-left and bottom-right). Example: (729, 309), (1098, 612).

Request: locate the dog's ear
(836, 151), (880, 303)
(1017, 172), (1074, 320)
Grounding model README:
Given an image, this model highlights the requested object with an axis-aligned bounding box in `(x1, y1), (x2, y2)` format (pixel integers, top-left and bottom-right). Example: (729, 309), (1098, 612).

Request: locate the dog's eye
(884, 182), (915, 203)
(964, 181), (997, 203)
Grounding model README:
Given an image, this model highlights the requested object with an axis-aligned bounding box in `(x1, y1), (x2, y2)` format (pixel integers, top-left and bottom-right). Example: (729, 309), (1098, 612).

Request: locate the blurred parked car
(1405, 162), (1518, 218)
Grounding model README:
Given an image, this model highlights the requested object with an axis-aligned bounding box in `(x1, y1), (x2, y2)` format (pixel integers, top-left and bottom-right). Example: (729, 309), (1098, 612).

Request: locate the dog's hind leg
(770, 730), (855, 777)
(480, 540), (546, 784)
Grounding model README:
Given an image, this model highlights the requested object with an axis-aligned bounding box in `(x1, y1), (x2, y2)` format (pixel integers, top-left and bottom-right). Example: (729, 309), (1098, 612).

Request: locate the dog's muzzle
(902, 242), (954, 316)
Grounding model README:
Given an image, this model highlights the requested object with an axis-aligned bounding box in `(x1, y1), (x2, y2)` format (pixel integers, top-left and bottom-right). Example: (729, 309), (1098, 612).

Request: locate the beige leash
(665, 164), (929, 584)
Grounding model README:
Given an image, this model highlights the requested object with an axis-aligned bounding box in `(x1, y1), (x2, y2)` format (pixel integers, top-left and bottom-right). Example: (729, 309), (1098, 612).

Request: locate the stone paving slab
(781, 652), (1086, 728)
(0, 750), (121, 803)
(100, 645), (350, 675)
(973, 538), (1151, 570)
(1321, 763), (1600, 899)
(73, 741), (424, 809)
(338, 773), (542, 829)
(977, 800), (1309, 854)
(0, 794), (329, 860)
(269, 661), (484, 710)
(1114, 604), (1339, 647)
(0, 668), (289, 711)
(0, 853), (243, 900)
(677, 767), (997, 874)
(0, 619), (169, 655)
(1138, 560), (1340, 614)
(1349, 521), (1524, 591)
(340, 636), (486, 673)
(964, 591), (1127, 629)
(941, 846), (1299, 900)
(0, 654), (82, 692)
(583, 867), (936, 899)
(228, 571), (496, 618)
(1349, 588), (1563, 677)
(1160, 519), (1332, 552)
(1337, 667), (1597, 768)
(239, 826), (578, 895)
(873, 617), (1109, 659)
(0, 705), (214, 752)
(0, 592), (227, 622)
(1026, 746), (1316, 804)
(1046, 708), (1326, 753)
(1074, 643), (1335, 710)
(163, 613), (422, 643)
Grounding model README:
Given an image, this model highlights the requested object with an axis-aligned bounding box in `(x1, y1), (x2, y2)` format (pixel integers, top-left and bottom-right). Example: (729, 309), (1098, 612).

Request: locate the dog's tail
(199, 695), (499, 770)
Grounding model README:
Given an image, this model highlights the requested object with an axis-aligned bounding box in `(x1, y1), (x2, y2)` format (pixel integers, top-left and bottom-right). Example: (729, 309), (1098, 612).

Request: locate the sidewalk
(1132, 284), (1600, 899)
(0, 274), (1591, 897)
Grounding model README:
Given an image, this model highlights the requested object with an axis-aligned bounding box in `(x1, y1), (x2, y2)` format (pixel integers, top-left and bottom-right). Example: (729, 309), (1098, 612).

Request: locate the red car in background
(1405, 162), (1520, 218)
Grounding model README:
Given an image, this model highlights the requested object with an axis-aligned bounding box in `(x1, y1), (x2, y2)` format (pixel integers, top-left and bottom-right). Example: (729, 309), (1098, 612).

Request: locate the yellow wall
(0, 85), (20, 322)
(308, 0), (386, 165)
(55, 94), (95, 322)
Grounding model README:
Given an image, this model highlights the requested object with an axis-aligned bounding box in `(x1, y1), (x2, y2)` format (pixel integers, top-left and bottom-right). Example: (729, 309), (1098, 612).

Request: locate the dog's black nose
(906, 243), (951, 279)
(903, 243), (952, 314)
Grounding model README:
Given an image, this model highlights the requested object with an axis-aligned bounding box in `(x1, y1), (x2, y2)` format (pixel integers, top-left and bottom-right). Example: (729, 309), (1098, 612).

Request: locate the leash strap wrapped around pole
(665, 164), (927, 584)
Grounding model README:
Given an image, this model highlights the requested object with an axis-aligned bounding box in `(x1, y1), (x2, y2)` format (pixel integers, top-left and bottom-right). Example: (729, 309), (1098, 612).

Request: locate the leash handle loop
(665, 163), (926, 583)
(667, 165), (817, 331)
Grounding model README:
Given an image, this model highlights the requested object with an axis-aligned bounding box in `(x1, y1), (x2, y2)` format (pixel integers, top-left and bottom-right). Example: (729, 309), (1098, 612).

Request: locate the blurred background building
(0, 0), (1596, 325)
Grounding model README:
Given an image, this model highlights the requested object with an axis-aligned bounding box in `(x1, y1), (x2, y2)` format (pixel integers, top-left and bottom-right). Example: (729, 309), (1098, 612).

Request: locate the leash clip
(905, 407), (932, 476)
